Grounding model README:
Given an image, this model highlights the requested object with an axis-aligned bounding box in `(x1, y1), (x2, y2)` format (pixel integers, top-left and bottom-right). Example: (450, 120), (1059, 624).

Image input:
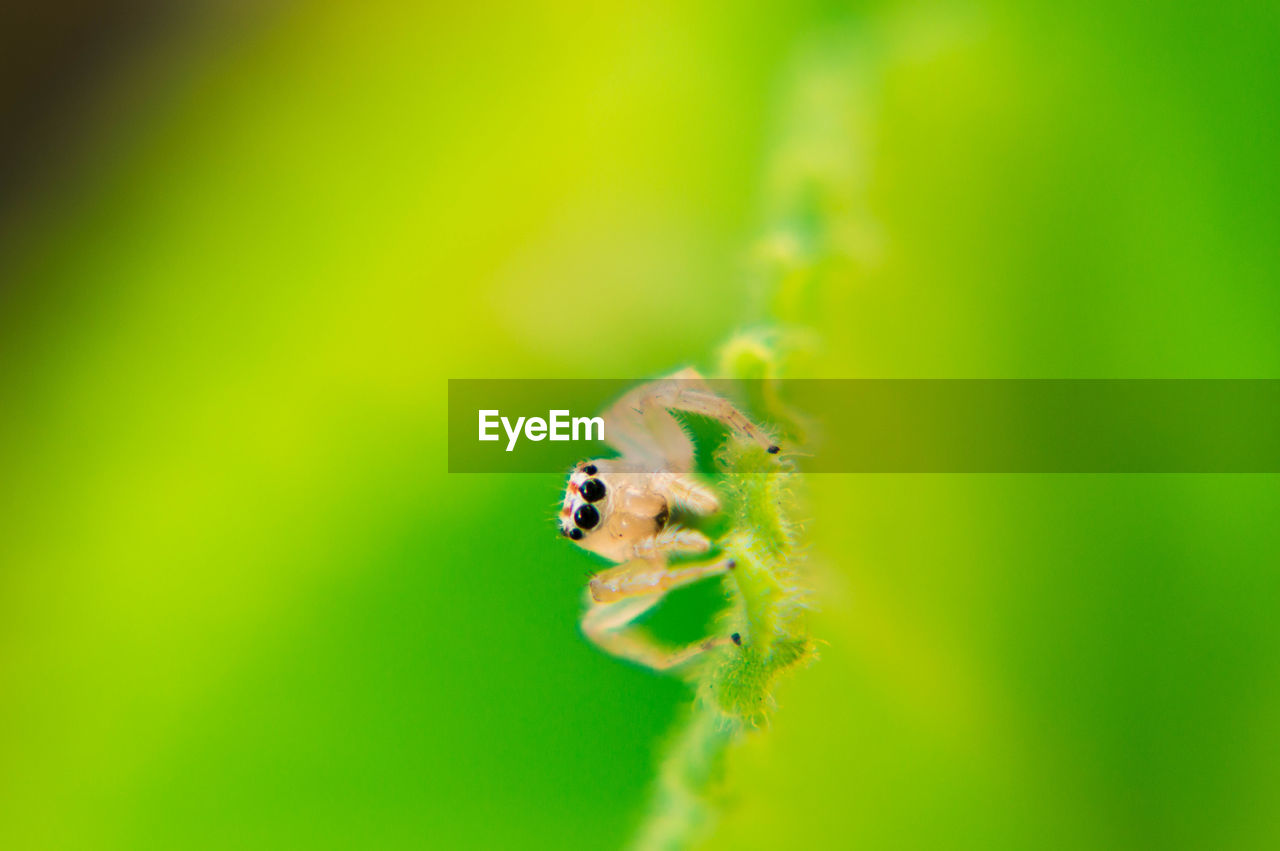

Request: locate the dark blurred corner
(0, 2), (178, 216)
(0, 0), (286, 331)
(0, 2), (288, 228)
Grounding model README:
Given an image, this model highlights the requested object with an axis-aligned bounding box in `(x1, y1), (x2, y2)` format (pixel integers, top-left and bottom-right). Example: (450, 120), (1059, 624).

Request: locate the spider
(559, 369), (779, 671)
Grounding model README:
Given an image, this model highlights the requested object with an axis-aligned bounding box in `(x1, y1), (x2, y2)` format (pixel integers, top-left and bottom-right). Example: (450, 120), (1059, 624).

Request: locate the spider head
(559, 460), (672, 562)
(559, 460), (610, 544)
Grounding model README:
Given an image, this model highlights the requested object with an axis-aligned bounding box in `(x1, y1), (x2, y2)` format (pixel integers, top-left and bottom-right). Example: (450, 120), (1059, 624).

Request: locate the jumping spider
(559, 369), (779, 671)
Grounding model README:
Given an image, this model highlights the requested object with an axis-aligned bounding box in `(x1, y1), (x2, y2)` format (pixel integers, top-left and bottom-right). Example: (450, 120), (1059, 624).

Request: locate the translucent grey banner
(447, 379), (1280, 473)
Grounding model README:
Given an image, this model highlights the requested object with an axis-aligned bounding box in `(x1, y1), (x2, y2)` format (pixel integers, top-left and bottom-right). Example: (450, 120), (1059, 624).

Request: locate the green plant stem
(631, 438), (813, 851)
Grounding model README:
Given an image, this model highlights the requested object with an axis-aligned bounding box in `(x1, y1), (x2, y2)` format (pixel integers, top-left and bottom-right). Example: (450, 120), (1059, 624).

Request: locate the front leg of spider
(600, 369), (780, 470)
(580, 555), (738, 671)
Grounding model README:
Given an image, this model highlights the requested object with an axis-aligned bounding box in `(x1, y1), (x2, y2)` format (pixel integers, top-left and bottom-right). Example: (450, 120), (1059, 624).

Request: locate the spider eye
(574, 503), (600, 530)
(580, 478), (606, 503)
(583, 464), (597, 475)
(568, 528), (584, 540)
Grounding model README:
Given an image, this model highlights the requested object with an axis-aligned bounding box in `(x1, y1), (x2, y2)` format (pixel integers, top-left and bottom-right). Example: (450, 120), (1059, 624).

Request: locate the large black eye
(580, 478), (606, 503)
(574, 503), (600, 530)
(568, 528), (584, 540)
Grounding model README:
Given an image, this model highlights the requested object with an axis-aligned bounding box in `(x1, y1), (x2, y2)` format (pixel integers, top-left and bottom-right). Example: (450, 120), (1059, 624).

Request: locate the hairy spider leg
(647, 471), (720, 515)
(580, 556), (737, 671)
(628, 525), (712, 563)
(601, 368), (778, 474)
(643, 384), (779, 454)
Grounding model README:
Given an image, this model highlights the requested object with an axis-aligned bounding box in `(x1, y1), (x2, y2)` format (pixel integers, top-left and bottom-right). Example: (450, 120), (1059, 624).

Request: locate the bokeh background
(3, 1), (1279, 848)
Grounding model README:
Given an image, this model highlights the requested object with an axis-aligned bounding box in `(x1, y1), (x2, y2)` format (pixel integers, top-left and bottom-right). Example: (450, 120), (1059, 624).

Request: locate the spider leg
(601, 388), (696, 472)
(644, 383), (779, 453)
(581, 556), (737, 671)
(649, 471), (720, 515)
(629, 525), (712, 562)
(587, 550), (723, 603)
(601, 369), (778, 472)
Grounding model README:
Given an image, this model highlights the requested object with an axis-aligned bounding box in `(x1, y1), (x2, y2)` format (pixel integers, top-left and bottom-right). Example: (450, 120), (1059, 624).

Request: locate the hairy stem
(630, 427), (813, 851)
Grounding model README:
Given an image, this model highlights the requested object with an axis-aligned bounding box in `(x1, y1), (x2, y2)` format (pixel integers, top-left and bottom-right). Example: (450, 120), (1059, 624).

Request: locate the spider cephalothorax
(560, 460), (676, 563)
(556, 369), (779, 670)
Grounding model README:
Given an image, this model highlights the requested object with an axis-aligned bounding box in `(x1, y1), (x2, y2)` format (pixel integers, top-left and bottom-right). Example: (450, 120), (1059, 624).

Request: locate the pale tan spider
(559, 369), (779, 671)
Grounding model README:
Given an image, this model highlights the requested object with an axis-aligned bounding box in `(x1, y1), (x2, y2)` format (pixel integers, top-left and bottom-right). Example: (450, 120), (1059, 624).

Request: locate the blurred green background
(2, 1), (1279, 848)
